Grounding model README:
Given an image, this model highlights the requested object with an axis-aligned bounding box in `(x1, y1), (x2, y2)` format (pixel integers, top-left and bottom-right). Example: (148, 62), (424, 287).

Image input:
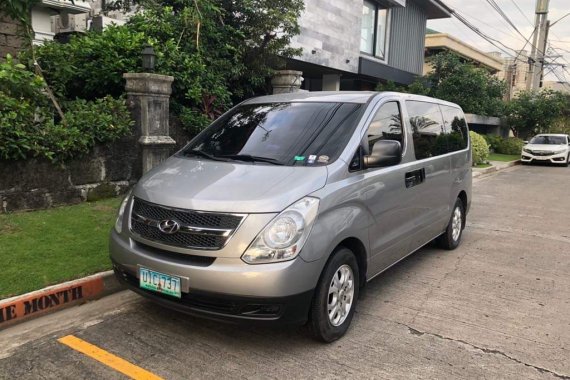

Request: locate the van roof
(243, 91), (462, 109)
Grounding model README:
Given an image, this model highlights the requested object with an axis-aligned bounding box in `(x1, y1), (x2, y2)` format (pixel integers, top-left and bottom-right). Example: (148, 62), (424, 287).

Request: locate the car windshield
(530, 136), (567, 145)
(179, 102), (363, 166)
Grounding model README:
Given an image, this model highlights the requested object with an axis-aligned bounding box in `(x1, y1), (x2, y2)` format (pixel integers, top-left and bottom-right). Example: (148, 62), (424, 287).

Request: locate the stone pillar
(322, 74), (341, 91)
(271, 70), (304, 94)
(123, 73), (176, 174)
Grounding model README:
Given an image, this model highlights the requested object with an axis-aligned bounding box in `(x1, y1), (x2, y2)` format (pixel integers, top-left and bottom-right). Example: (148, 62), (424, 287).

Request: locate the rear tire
(309, 247), (359, 343)
(437, 198), (465, 250)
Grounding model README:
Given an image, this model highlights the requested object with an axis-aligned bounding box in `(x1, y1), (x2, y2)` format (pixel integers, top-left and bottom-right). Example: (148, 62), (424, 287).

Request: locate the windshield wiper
(218, 154), (285, 165)
(184, 149), (229, 162)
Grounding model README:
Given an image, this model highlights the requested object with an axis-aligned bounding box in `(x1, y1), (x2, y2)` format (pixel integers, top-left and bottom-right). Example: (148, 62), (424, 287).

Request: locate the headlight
(242, 197), (319, 264)
(523, 148), (532, 154)
(114, 190), (132, 234)
(553, 148), (567, 154)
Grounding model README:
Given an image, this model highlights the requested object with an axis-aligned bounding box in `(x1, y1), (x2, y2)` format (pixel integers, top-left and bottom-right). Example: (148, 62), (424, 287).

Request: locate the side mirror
(364, 140), (402, 168)
(523, 141), (529, 144)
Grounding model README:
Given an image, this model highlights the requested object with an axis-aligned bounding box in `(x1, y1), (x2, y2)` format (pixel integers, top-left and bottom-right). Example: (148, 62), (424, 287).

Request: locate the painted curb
(0, 270), (123, 330)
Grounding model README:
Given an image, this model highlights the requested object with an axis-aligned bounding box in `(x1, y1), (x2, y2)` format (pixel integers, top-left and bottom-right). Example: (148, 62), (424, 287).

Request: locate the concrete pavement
(1, 164), (569, 379)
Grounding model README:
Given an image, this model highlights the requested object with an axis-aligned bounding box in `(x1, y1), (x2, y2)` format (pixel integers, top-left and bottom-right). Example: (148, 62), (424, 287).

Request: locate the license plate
(139, 267), (181, 298)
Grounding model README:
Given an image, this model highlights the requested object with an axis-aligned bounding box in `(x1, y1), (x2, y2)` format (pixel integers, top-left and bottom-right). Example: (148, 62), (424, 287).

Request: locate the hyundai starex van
(110, 91), (472, 342)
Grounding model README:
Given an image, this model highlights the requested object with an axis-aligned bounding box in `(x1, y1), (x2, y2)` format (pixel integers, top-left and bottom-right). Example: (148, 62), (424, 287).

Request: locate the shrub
(497, 137), (524, 155)
(483, 134), (502, 152)
(29, 26), (146, 100)
(470, 131), (489, 165)
(0, 56), (133, 162)
(483, 135), (524, 155)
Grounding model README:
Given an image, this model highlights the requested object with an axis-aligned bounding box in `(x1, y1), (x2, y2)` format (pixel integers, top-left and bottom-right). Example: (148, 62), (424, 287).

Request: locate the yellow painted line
(58, 335), (163, 380)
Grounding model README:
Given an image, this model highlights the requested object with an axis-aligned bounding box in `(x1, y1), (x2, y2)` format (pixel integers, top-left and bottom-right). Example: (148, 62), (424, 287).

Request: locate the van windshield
(179, 102), (363, 166)
(530, 136), (567, 145)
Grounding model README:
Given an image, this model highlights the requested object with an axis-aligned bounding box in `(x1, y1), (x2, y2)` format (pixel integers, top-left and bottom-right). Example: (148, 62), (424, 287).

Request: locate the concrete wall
(0, 118), (191, 213)
(0, 13), (24, 59)
(291, 0), (430, 77)
(290, 0), (361, 74)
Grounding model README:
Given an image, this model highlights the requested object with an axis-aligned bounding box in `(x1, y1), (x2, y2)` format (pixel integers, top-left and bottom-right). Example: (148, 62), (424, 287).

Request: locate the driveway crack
(406, 326), (570, 379)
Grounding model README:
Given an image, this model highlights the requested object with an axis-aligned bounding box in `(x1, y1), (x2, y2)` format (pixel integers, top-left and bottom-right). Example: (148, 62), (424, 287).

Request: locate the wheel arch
(337, 237), (368, 288)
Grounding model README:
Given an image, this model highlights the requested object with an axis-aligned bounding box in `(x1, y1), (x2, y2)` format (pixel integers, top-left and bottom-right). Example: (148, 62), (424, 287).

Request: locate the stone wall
(0, 120), (192, 213)
(0, 12), (24, 59)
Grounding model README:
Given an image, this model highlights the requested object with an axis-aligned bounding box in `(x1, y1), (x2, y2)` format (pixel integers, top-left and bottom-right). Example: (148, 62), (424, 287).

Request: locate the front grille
(130, 198), (244, 250)
(530, 150), (553, 156)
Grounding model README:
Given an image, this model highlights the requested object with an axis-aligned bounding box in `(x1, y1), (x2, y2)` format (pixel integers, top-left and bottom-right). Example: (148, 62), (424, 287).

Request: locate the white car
(521, 134), (570, 166)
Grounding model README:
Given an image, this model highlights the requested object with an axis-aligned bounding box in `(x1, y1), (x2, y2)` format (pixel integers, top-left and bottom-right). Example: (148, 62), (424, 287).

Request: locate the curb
(0, 270), (123, 330)
(473, 160), (520, 178)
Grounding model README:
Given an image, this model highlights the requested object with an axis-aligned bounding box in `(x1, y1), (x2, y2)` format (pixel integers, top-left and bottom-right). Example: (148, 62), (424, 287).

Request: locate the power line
(506, 0), (534, 27)
(484, 0), (526, 39)
(452, 10), (527, 62)
(482, 0), (546, 59)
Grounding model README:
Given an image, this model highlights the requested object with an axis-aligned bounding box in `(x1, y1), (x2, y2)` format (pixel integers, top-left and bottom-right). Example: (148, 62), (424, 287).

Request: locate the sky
(428, 0), (570, 82)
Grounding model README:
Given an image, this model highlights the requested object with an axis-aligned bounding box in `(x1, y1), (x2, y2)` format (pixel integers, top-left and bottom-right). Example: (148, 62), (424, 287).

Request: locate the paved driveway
(1, 164), (569, 379)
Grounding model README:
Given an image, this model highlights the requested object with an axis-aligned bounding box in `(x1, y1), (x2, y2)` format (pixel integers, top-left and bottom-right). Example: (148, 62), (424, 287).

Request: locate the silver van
(110, 91), (471, 342)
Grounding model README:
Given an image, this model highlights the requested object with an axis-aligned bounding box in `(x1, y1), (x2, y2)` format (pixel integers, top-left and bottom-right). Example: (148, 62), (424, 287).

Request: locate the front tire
(437, 198), (465, 250)
(309, 247), (359, 343)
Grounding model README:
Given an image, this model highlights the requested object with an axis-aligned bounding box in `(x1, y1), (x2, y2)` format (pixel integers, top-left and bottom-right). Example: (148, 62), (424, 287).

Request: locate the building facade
(423, 30), (504, 75)
(287, 0), (452, 91)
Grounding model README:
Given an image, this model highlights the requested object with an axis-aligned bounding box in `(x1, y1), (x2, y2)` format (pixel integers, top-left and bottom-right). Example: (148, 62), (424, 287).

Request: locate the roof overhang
(425, 34), (504, 73)
(416, 0), (453, 19)
(38, 0), (91, 14)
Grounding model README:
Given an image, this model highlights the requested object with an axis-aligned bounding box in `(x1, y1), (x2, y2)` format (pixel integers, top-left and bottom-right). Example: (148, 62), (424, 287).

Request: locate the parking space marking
(58, 335), (163, 380)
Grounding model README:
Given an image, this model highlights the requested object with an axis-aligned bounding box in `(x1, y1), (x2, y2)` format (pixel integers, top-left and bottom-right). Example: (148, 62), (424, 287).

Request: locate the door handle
(405, 168), (425, 188)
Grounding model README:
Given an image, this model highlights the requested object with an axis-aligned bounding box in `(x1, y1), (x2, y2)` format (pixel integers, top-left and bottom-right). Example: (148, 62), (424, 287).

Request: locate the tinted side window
(407, 101), (446, 160)
(366, 102), (403, 152)
(440, 105), (469, 152)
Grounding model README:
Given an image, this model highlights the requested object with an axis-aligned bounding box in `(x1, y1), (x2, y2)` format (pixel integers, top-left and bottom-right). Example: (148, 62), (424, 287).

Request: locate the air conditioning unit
(52, 12), (88, 34)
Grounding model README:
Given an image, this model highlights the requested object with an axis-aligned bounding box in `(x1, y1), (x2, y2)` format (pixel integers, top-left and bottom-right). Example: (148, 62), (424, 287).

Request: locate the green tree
(427, 53), (506, 116)
(377, 52), (507, 116)
(31, 0), (304, 132)
(504, 89), (567, 139)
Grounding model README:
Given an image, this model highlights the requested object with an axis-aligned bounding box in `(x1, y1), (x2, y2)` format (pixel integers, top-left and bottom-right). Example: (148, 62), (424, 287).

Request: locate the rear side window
(440, 105), (469, 152)
(366, 102), (403, 153)
(406, 101), (447, 160)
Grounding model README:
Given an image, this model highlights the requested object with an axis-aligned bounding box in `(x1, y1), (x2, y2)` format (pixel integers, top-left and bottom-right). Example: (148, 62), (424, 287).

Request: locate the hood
(525, 144), (568, 151)
(133, 156), (328, 213)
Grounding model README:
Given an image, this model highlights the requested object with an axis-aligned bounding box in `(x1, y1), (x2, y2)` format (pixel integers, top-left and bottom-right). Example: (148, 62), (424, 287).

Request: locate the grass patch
(475, 163), (492, 168)
(0, 197), (121, 299)
(488, 153), (520, 162)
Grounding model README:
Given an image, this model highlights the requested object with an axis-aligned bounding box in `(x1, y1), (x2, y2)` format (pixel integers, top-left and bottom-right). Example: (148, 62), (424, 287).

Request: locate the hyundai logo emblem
(158, 219), (180, 234)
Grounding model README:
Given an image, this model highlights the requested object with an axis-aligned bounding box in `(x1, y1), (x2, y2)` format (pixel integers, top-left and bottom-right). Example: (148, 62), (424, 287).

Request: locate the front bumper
(521, 151), (568, 164)
(113, 261), (313, 325)
(110, 230), (325, 325)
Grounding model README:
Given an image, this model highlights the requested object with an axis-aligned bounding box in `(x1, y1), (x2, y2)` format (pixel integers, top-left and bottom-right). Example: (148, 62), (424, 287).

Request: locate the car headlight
(553, 148), (567, 154)
(242, 197), (319, 264)
(523, 148), (532, 154)
(114, 190), (133, 234)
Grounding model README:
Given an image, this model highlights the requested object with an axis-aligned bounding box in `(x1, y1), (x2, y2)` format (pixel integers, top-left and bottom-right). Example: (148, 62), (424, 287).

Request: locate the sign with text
(0, 277), (105, 329)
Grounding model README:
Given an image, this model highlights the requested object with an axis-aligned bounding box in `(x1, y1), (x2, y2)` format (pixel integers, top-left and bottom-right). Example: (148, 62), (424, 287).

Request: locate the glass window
(375, 9), (388, 59)
(529, 135), (567, 145)
(440, 105), (469, 152)
(361, 1), (388, 59)
(366, 102), (403, 152)
(361, 1), (375, 55)
(180, 102), (363, 166)
(407, 101), (446, 160)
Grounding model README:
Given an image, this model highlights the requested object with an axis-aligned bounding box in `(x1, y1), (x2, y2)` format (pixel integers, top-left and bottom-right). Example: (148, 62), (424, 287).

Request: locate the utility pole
(526, 0), (550, 91)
